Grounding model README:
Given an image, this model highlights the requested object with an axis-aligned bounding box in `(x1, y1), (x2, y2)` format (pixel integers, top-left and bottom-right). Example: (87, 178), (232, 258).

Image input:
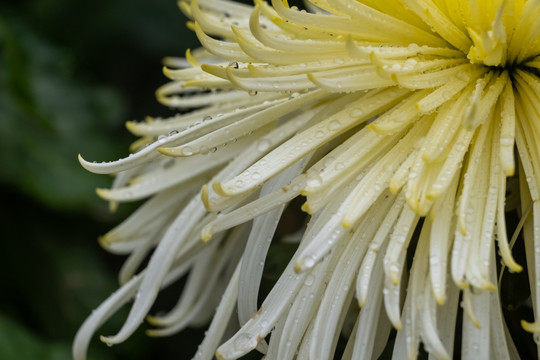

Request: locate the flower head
(76, 0), (540, 359)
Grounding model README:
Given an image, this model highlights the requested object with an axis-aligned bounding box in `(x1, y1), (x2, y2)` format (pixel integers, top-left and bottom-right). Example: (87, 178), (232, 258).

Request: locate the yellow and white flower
(75, 0), (540, 359)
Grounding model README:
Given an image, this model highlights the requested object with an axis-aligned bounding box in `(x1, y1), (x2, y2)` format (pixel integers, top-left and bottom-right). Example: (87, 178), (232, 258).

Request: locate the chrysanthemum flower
(75, 0), (540, 359)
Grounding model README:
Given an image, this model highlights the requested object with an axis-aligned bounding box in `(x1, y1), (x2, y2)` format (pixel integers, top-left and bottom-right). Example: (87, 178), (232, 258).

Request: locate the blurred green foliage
(0, 0), (199, 211)
(0, 15), (126, 209)
(0, 0), (204, 359)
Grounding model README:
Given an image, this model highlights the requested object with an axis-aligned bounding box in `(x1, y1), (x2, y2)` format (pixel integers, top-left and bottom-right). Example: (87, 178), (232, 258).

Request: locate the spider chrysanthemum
(75, 0), (540, 359)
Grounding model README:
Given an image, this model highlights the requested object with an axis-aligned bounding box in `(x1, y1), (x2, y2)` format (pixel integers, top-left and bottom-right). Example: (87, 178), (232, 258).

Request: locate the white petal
(192, 261), (241, 360)
(237, 155), (310, 325)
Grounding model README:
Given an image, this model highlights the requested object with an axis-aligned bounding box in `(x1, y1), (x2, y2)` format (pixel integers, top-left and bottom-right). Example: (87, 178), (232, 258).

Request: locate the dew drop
(303, 256), (316, 268)
(407, 43), (419, 51)
(315, 130), (325, 139)
(389, 261), (400, 275)
(455, 142), (467, 152)
(328, 120), (341, 131)
(257, 139), (272, 152)
(500, 136), (513, 146)
(182, 146), (194, 156)
(307, 174), (322, 188)
(405, 58), (417, 66)
(233, 333), (254, 350)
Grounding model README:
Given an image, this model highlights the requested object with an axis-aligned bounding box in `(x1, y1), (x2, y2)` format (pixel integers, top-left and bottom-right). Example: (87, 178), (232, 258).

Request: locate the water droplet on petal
(182, 146), (193, 156)
(257, 139), (272, 152)
(307, 174), (322, 188)
(328, 120), (341, 131)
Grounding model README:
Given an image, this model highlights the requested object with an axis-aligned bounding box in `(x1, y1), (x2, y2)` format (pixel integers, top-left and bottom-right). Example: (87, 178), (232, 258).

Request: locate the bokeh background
(0, 0), (204, 358)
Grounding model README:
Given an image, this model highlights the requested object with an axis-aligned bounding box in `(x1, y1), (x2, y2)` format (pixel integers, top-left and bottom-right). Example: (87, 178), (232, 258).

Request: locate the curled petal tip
(426, 189), (443, 201)
(201, 64), (223, 78)
(483, 281), (497, 292)
(95, 188), (109, 199)
(78, 154), (92, 171)
(300, 202), (311, 214)
(97, 235), (109, 247)
(200, 184), (210, 210)
(125, 121), (136, 132)
(108, 201), (118, 213)
(341, 218), (353, 229)
(293, 262), (303, 274)
(364, 123), (380, 133)
(521, 320), (540, 333)
(145, 315), (161, 326)
(156, 147), (178, 157)
(99, 335), (117, 346)
(185, 48), (200, 67)
(201, 225), (213, 243)
(510, 263), (523, 273)
(454, 280), (468, 290)
(212, 181), (228, 197)
(389, 184), (400, 194)
(435, 295), (446, 306)
(186, 21), (196, 31)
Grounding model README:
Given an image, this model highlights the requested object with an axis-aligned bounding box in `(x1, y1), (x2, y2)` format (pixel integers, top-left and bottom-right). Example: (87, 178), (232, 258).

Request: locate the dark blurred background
(0, 1), (204, 359)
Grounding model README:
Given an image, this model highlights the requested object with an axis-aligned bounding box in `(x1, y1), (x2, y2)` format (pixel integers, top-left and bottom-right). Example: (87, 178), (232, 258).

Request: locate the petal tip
(212, 181), (229, 197)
